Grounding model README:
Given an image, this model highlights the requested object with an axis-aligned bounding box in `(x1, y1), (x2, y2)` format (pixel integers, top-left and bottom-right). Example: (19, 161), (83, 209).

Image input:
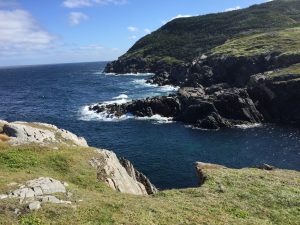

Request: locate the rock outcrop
(0, 177), (72, 211)
(0, 121), (157, 196)
(2, 121), (88, 147)
(247, 73), (300, 126)
(90, 150), (157, 195)
(119, 158), (158, 195)
(89, 85), (263, 130)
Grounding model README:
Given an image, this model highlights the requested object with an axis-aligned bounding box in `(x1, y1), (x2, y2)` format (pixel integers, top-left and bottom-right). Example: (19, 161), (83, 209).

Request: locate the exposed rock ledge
(0, 120), (157, 196)
(1, 121), (88, 147)
(89, 85), (263, 130)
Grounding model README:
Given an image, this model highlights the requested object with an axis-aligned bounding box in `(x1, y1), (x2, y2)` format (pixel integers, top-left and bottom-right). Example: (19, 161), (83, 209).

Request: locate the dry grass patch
(0, 134), (10, 142)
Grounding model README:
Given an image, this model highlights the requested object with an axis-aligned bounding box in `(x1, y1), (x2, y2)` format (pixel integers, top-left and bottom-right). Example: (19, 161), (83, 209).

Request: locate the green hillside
(121, 0), (300, 62)
(0, 141), (299, 225)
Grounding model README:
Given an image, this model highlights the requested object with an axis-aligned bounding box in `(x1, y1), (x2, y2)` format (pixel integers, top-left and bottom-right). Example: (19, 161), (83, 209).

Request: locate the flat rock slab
(2, 121), (88, 147)
(8, 177), (66, 199)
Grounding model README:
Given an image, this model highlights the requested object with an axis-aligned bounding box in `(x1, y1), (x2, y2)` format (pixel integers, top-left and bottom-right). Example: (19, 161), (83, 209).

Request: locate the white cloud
(128, 35), (137, 40)
(127, 26), (138, 32)
(63, 0), (127, 8)
(225, 6), (241, 12)
(162, 14), (195, 25)
(144, 28), (151, 34)
(0, 9), (56, 55)
(69, 12), (89, 25)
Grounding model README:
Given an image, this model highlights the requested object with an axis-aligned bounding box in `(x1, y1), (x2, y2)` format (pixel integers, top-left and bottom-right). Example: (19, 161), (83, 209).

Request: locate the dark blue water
(0, 62), (299, 189)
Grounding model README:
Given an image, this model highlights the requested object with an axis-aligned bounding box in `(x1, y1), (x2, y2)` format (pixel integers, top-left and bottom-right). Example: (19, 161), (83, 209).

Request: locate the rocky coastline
(93, 53), (300, 130)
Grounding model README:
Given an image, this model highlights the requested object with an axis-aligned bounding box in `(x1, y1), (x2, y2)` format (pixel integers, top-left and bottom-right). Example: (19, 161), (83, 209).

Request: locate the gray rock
(0, 194), (8, 200)
(90, 149), (151, 195)
(28, 201), (41, 211)
(6, 177), (66, 200)
(258, 164), (275, 171)
(119, 158), (158, 194)
(3, 121), (88, 147)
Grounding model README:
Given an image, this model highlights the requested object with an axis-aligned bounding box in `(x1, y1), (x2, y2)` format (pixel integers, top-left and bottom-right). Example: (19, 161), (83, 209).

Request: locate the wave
(79, 104), (173, 124)
(104, 72), (154, 76)
(112, 94), (129, 100)
(136, 114), (174, 124)
(79, 105), (134, 122)
(132, 79), (179, 92)
(235, 123), (262, 129)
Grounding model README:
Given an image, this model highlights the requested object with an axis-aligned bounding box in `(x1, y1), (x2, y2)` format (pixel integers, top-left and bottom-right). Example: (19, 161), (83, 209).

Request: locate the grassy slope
(210, 27), (300, 57)
(0, 140), (299, 225)
(266, 63), (300, 78)
(121, 0), (300, 62)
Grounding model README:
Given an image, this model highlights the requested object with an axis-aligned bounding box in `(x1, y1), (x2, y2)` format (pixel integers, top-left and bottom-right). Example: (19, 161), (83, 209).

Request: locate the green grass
(210, 27), (300, 57)
(0, 142), (299, 224)
(119, 0), (300, 62)
(265, 63), (300, 78)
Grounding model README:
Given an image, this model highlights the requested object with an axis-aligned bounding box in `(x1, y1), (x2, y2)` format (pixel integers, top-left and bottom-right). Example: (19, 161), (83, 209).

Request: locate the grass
(264, 63), (300, 78)
(0, 142), (299, 224)
(210, 27), (300, 57)
(119, 0), (300, 61)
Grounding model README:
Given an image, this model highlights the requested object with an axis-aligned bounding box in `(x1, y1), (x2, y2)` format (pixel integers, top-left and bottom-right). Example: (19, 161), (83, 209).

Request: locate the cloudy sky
(0, 0), (270, 66)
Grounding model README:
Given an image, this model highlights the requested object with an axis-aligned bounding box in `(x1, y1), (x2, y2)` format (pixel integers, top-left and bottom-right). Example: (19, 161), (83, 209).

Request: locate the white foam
(235, 123), (262, 129)
(112, 94), (129, 100)
(93, 71), (104, 75)
(104, 72), (154, 76)
(79, 105), (133, 122)
(79, 104), (173, 124)
(136, 114), (174, 124)
(132, 79), (179, 92)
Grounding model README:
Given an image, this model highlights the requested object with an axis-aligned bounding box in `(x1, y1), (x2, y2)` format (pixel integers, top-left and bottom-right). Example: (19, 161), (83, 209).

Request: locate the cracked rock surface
(0, 177), (72, 210)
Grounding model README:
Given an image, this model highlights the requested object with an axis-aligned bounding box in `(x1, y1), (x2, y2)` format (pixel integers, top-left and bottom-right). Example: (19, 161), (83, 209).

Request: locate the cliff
(96, 0), (300, 130)
(0, 120), (299, 224)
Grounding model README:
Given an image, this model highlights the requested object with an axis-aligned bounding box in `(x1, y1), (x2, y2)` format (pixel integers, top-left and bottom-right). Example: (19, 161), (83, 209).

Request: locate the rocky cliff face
(89, 85), (263, 130)
(0, 121), (157, 196)
(248, 73), (300, 126)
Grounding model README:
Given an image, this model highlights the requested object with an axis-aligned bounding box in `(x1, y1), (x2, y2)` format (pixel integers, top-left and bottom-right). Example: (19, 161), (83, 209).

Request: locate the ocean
(0, 61), (299, 189)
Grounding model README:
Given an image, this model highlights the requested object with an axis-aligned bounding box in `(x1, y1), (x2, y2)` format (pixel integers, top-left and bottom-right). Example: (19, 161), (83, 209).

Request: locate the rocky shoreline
(97, 52), (300, 130)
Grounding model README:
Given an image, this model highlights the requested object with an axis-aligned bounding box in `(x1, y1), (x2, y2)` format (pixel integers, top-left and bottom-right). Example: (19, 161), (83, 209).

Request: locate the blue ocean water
(0, 62), (299, 189)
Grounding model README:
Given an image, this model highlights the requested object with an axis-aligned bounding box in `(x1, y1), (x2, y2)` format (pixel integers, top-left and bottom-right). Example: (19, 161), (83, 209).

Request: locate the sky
(0, 0), (271, 66)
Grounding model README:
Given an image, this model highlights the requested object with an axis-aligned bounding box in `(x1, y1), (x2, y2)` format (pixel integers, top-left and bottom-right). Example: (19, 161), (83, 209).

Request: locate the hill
(105, 0), (300, 74)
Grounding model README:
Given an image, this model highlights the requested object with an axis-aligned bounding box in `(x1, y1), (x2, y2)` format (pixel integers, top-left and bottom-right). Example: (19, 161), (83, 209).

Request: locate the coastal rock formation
(89, 85), (263, 130)
(101, 0), (300, 130)
(119, 158), (158, 194)
(90, 150), (157, 195)
(2, 121), (88, 147)
(0, 121), (157, 196)
(247, 72), (300, 126)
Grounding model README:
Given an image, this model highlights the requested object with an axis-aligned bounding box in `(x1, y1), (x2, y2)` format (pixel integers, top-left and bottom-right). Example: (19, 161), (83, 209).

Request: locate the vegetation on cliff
(0, 123), (300, 225)
(120, 0), (300, 63)
(210, 27), (300, 58)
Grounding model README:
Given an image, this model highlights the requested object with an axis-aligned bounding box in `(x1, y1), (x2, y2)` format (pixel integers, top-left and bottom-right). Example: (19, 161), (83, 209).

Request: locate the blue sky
(0, 0), (270, 66)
